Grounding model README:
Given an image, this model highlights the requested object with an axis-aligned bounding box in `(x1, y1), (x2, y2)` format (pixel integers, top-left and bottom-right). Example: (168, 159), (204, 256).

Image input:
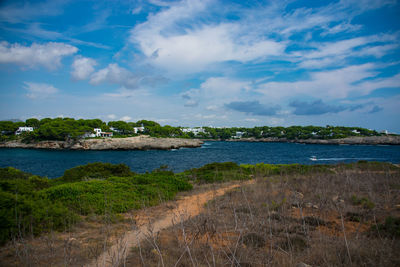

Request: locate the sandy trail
(87, 181), (252, 267)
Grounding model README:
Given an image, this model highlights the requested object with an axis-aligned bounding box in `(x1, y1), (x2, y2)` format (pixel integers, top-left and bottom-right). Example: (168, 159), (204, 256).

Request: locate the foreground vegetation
(0, 161), (399, 266)
(0, 117), (389, 142)
(0, 163), (192, 245)
(126, 161), (400, 267)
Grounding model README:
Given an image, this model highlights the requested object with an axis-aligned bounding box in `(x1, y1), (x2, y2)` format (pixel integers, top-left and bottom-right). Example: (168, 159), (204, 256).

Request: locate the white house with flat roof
(15, 127), (34, 135)
(93, 128), (113, 137)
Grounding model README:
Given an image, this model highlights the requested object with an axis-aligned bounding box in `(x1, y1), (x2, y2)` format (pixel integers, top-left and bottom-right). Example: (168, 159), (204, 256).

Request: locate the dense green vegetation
(199, 125), (383, 140)
(0, 118), (390, 142)
(0, 163), (192, 245)
(0, 118), (192, 141)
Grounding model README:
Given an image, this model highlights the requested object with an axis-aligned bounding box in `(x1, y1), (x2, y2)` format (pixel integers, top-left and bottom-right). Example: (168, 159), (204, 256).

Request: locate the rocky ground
(0, 135), (203, 150)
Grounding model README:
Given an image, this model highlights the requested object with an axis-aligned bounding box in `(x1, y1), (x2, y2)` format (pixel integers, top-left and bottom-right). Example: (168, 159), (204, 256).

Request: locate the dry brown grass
(0, 213), (132, 266)
(124, 166), (400, 266)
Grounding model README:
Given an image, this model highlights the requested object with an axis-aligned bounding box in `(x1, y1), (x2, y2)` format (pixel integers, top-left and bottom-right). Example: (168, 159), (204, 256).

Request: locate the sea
(1, 141), (400, 178)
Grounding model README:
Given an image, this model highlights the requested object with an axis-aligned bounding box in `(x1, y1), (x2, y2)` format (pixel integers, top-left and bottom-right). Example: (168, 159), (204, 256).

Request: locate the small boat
(309, 156), (317, 161)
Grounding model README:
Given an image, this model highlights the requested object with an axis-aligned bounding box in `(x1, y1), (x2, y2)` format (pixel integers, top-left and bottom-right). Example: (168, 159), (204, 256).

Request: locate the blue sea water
(0, 141), (399, 178)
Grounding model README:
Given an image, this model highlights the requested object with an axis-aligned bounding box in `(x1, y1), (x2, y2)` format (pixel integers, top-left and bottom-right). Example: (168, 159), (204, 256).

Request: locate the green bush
(43, 172), (192, 215)
(58, 162), (133, 183)
(183, 162), (250, 183)
(371, 216), (400, 238)
(0, 190), (78, 245)
(0, 167), (31, 180)
(351, 195), (375, 209)
(0, 164), (192, 245)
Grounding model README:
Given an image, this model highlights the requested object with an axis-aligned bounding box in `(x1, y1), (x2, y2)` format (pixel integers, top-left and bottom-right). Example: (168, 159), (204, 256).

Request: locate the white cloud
(129, 0), (285, 73)
(120, 116), (132, 121)
(0, 0), (65, 23)
(180, 77), (253, 109)
(200, 77), (251, 98)
(0, 42), (77, 70)
(205, 105), (218, 111)
(256, 64), (400, 99)
(245, 118), (259, 122)
(295, 35), (398, 69)
(127, 0), (397, 75)
(131, 6), (142, 14)
(71, 56), (97, 80)
(103, 87), (151, 98)
(90, 64), (140, 89)
(184, 99), (198, 107)
(23, 82), (59, 99)
(321, 22), (362, 36)
(107, 114), (116, 120)
(356, 44), (399, 58)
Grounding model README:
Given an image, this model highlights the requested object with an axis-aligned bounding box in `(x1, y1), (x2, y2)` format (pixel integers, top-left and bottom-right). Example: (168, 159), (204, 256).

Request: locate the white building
(93, 128), (113, 137)
(15, 127), (34, 135)
(352, 129), (360, 134)
(133, 126), (145, 134)
(94, 128), (102, 137)
(233, 131), (245, 139)
(181, 127), (206, 136)
(380, 130), (389, 135)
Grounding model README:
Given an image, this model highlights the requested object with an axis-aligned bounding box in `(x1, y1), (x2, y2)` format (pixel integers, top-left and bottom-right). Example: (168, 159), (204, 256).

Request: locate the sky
(0, 0), (399, 132)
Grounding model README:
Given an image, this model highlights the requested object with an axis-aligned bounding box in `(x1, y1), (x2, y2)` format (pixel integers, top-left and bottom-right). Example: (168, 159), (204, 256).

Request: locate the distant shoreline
(224, 135), (400, 145)
(1, 135), (399, 151)
(0, 135), (203, 150)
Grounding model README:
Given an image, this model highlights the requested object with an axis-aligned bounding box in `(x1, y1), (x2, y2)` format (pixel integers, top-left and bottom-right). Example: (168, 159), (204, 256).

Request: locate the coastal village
(10, 121), (392, 140)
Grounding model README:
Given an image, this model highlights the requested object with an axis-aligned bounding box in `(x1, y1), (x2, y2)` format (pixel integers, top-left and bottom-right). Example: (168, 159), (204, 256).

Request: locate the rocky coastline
(226, 135), (400, 145)
(0, 135), (204, 150)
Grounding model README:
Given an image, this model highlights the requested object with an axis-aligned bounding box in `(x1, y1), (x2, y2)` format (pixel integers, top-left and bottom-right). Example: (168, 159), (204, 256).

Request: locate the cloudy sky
(0, 0), (399, 131)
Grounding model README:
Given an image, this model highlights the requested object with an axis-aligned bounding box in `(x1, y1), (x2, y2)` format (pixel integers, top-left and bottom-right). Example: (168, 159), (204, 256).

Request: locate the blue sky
(0, 0), (399, 132)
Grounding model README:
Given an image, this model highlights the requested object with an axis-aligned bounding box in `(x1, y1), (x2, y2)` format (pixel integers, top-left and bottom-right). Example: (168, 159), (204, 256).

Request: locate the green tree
(108, 121), (133, 135)
(25, 118), (40, 128)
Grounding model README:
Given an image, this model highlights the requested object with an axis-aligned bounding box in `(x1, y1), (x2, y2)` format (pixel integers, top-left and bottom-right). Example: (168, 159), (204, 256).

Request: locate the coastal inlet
(1, 141), (400, 178)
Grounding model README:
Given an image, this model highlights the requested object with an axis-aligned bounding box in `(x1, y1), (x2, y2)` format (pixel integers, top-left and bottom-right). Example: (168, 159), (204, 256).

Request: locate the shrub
(184, 162), (250, 183)
(0, 163), (192, 244)
(58, 162), (133, 183)
(351, 195), (375, 209)
(0, 167), (31, 180)
(42, 172), (192, 215)
(0, 190), (78, 245)
(371, 216), (400, 238)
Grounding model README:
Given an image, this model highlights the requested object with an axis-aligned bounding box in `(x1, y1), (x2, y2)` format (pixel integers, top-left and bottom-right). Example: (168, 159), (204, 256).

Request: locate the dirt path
(87, 181), (253, 267)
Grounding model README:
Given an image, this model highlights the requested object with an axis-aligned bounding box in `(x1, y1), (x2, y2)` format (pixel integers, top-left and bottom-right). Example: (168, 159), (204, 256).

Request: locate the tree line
(0, 117), (385, 142)
(0, 118), (192, 141)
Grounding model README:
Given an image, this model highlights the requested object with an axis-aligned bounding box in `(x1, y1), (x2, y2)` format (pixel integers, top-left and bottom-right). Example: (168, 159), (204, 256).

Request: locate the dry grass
(124, 166), (400, 266)
(0, 213), (133, 266)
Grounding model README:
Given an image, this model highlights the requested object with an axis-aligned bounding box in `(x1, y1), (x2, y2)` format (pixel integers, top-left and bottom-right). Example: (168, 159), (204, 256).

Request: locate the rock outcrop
(227, 135), (400, 145)
(0, 136), (204, 150)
